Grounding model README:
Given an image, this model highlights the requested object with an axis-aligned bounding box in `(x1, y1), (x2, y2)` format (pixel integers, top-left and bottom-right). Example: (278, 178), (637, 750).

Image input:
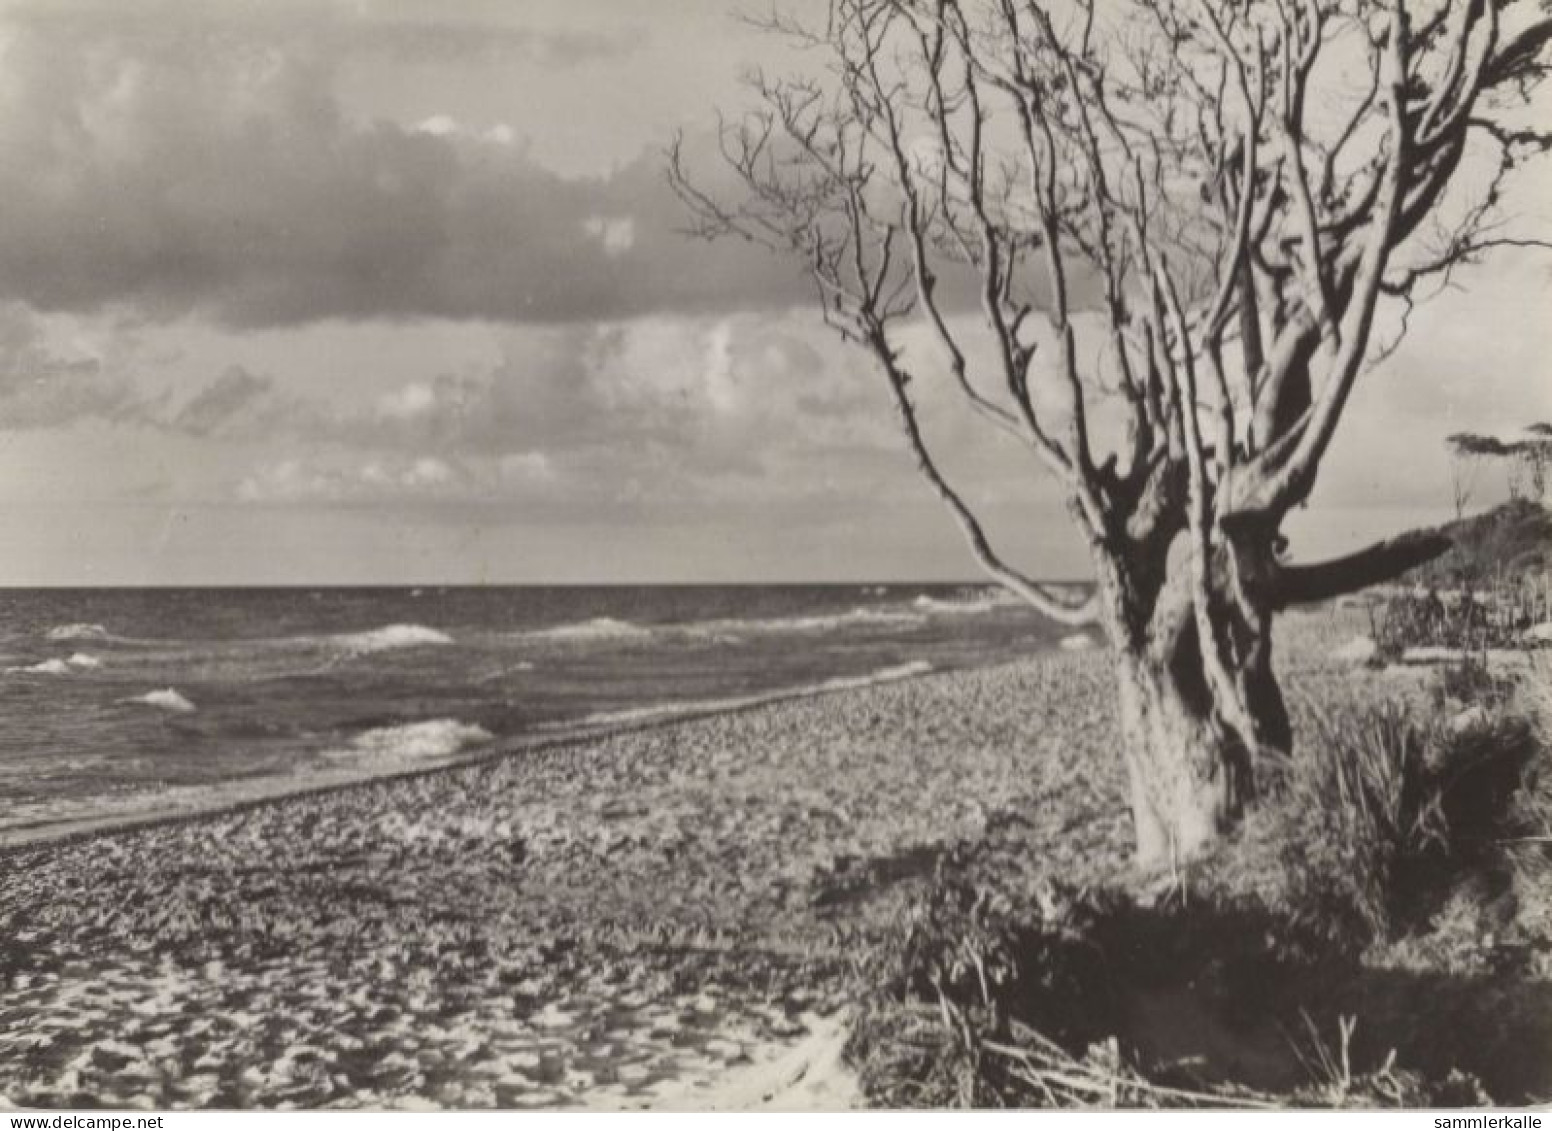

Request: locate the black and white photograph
(1, 0), (1550, 1114)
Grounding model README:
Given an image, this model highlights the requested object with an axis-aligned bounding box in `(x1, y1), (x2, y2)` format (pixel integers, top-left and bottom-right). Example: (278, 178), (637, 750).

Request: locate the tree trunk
(1092, 509), (1447, 868)
(1114, 646), (1252, 869)
(1103, 547), (1290, 871)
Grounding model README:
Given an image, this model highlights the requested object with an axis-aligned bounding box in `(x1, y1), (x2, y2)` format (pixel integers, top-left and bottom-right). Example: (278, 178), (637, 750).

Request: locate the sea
(0, 584), (1089, 841)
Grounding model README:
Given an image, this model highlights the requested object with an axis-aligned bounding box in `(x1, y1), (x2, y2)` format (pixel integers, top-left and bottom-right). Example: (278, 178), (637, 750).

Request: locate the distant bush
(1371, 591), (1526, 656)
(1371, 500), (1552, 657)
(1403, 499), (1551, 595)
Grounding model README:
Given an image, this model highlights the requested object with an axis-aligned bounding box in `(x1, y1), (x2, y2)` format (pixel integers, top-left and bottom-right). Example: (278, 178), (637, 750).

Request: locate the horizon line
(0, 577), (1098, 592)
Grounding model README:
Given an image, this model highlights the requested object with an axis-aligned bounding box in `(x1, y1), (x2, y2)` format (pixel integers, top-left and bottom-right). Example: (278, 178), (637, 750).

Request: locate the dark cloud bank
(0, 12), (810, 328)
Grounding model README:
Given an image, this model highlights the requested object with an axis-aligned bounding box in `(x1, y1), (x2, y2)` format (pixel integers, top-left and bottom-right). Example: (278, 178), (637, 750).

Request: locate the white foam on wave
(6, 653), (102, 676)
(526, 617), (654, 643)
(323, 719), (493, 765)
(684, 606), (927, 638)
(507, 605), (938, 651)
(912, 592), (1012, 615)
(474, 661), (536, 683)
(331, 624), (455, 652)
(8, 658), (73, 675)
(523, 606), (930, 648)
(123, 688), (197, 712)
(45, 623), (111, 642)
(759, 607), (927, 632)
(551, 659), (935, 732)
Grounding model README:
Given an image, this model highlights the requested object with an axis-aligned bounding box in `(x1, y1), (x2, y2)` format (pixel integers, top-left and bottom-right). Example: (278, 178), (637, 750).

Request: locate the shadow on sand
(978, 896), (1552, 1104)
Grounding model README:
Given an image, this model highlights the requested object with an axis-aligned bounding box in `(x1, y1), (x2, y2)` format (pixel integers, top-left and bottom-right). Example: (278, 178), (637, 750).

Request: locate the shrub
(1435, 659), (1515, 709)
(1371, 591), (1521, 657)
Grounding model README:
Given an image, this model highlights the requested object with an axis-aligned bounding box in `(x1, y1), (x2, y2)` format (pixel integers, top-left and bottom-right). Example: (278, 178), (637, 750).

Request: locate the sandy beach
(0, 618), (1483, 1109)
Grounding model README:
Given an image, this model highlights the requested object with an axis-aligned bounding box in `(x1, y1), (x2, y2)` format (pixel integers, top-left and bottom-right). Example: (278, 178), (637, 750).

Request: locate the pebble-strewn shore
(0, 621), (1383, 1110)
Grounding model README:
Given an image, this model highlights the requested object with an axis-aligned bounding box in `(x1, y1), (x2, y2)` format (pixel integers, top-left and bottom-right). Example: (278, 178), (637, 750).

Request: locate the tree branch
(1270, 529), (1452, 607)
(869, 329), (1100, 626)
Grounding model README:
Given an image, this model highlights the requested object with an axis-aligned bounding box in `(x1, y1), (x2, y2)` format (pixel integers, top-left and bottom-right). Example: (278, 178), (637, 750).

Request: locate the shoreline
(2, 646), (1134, 1110)
(0, 607), (1359, 854)
(6, 614), (1521, 1110)
(0, 652), (964, 854)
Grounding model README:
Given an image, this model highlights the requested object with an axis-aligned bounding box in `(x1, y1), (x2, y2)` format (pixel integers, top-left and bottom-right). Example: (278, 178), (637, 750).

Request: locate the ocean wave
(330, 624), (455, 652)
(45, 623), (111, 642)
(8, 658), (72, 675)
(122, 688), (197, 712)
(551, 659), (935, 731)
(323, 719), (493, 764)
(5, 653), (102, 676)
(681, 606), (928, 638)
(515, 606), (929, 649)
(525, 617), (654, 643)
(42, 623), (167, 648)
(752, 607), (928, 632)
(911, 591), (1015, 615)
(474, 661), (536, 683)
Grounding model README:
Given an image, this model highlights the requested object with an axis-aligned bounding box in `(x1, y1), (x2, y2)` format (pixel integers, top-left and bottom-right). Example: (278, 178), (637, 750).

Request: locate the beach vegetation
(845, 655), (1552, 1107)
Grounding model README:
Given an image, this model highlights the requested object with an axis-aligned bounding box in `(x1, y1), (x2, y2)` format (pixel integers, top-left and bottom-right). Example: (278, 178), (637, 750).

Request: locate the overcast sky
(0, 0), (1547, 585)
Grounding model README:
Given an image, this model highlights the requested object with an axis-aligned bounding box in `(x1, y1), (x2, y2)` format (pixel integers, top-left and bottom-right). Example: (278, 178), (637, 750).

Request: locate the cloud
(186, 311), (921, 515)
(0, 305), (158, 428)
(0, 301), (1082, 531)
(171, 365), (275, 436)
(0, 14), (808, 328)
(236, 453), (472, 504)
(7, 3), (647, 68)
(583, 216), (636, 256)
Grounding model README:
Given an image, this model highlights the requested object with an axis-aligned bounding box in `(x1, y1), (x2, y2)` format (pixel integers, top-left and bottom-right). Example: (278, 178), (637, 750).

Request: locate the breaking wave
(322, 719), (493, 765)
(122, 688), (197, 713)
(45, 623), (111, 642)
(734, 607), (927, 633)
(6, 653), (103, 676)
(329, 624), (455, 653)
(524, 617), (654, 643)
(519, 605), (932, 648)
(9, 658), (72, 675)
(912, 591), (1015, 615)
(671, 606), (928, 641)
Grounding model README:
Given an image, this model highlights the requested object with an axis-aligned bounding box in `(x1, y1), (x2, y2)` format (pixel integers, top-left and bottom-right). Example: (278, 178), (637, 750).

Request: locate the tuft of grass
(1502, 658), (1552, 950)
(1273, 700), (1449, 938)
(1511, 657), (1552, 839)
(1265, 690), (1540, 942)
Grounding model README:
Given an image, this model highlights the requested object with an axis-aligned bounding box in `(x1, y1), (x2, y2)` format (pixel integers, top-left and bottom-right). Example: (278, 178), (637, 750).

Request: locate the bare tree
(1450, 426), (1552, 503)
(1447, 431), (1505, 517)
(670, 0), (1552, 867)
(1449, 452), (1478, 521)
